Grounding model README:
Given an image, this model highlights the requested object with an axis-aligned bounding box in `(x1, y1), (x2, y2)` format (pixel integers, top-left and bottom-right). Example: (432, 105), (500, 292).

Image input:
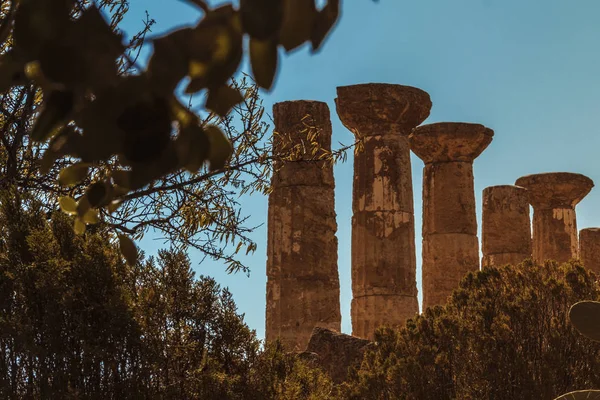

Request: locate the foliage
(0, 0), (341, 265)
(0, 190), (333, 398)
(0, 0), (355, 272)
(554, 283), (600, 398)
(340, 260), (600, 400)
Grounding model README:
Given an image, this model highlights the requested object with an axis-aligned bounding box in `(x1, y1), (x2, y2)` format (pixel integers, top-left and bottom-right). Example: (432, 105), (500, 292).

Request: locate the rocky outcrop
(304, 327), (372, 383)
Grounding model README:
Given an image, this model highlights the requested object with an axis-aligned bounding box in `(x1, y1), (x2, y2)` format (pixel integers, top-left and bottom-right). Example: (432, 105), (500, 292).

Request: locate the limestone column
(580, 228), (600, 274)
(266, 100), (341, 351)
(335, 83), (432, 339)
(409, 122), (493, 309)
(481, 185), (532, 267)
(515, 173), (593, 264)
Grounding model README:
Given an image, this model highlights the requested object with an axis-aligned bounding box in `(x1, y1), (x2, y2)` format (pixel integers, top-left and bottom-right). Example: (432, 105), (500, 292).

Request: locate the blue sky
(120, 0), (600, 338)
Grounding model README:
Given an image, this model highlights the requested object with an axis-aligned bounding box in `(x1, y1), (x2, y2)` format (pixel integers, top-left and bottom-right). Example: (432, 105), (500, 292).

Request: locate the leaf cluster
(0, 0), (340, 264)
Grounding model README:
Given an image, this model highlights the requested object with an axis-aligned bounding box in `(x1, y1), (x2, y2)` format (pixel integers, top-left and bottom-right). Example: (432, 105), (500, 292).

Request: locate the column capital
(515, 172), (594, 209)
(335, 83), (431, 138)
(409, 122), (494, 164)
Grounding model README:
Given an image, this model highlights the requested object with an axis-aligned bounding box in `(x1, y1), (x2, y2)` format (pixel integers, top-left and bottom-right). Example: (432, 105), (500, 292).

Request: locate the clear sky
(120, 0), (600, 339)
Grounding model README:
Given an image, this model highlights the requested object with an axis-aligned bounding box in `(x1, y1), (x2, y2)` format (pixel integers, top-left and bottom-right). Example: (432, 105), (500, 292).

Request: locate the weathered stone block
(482, 252), (531, 268)
(351, 211), (417, 297)
(482, 185), (532, 259)
(352, 135), (413, 213)
(422, 162), (477, 235)
(267, 186), (337, 280)
(305, 327), (372, 383)
(351, 295), (418, 340)
(266, 278), (341, 352)
(532, 208), (578, 263)
(580, 228), (600, 274)
(422, 233), (480, 310)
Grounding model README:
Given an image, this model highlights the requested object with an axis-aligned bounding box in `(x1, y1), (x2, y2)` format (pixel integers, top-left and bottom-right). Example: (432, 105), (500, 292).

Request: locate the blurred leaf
(73, 218), (86, 235)
(107, 200), (122, 214)
(82, 209), (100, 224)
(205, 85), (243, 117)
(249, 37), (278, 90)
(40, 125), (81, 173)
(86, 181), (108, 208)
(148, 28), (192, 93)
(68, 5), (124, 88)
(205, 125), (232, 170)
(76, 195), (91, 218)
(118, 96), (172, 164)
(13, 0), (73, 58)
(58, 163), (89, 187)
(240, 0), (282, 40)
(58, 196), (78, 215)
(554, 390), (600, 400)
(279, 0), (316, 51)
(310, 0), (340, 52)
(0, 52), (26, 93)
(119, 234), (138, 266)
(170, 97), (200, 128)
(569, 301), (600, 341)
(176, 124), (210, 173)
(30, 90), (74, 142)
(184, 6), (243, 93)
(111, 170), (132, 190)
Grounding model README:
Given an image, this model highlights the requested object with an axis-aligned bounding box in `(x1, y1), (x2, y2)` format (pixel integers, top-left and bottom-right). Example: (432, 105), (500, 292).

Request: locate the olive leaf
(73, 218), (86, 235)
(119, 234), (138, 266)
(58, 196), (78, 215)
(569, 301), (600, 342)
(30, 90), (74, 142)
(0, 51), (26, 93)
(147, 28), (192, 94)
(310, 0), (340, 52)
(175, 124), (210, 173)
(249, 37), (278, 90)
(205, 84), (243, 117)
(240, 0), (282, 40)
(86, 181), (109, 208)
(82, 209), (100, 225)
(279, 0), (316, 52)
(205, 125), (232, 171)
(58, 163), (89, 187)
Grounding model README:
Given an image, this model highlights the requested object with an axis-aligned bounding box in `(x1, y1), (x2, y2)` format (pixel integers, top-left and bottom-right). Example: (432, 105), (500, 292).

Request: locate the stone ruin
(265, 83), (597, 356)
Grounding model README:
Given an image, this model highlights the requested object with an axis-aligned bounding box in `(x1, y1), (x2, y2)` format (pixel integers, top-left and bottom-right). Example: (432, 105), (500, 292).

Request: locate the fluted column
(335, 83), (431, 339)
(409, 122), (493, 309)
(515, 173), (593, 264)
(266, 101), (341, 351)
(481, 185), (532, 267)
(580, 228), (600, 274)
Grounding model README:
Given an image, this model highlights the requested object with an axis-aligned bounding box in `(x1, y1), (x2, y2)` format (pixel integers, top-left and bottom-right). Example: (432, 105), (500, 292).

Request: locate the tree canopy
(0, 190), (334, 398)
(0, 0), (351, 272)
(340, 260), (600, 400)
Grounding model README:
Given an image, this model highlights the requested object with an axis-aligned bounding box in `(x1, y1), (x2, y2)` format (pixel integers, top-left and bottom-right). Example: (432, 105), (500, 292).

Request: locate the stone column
(266, 100), (341, 351)
(481, 185), (532, 267)
(409, 122), (493, 310)
(335, 83), (431, 339)
(515, 173), (593, 264)
(580, 228), (600, 274)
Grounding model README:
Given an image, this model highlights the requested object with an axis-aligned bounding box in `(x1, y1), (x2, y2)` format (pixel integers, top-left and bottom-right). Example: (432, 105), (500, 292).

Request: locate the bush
(341, 260), (600, 400)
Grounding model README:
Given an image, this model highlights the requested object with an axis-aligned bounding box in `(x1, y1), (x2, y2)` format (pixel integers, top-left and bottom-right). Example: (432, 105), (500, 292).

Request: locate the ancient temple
(265, 82), (596, 348)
